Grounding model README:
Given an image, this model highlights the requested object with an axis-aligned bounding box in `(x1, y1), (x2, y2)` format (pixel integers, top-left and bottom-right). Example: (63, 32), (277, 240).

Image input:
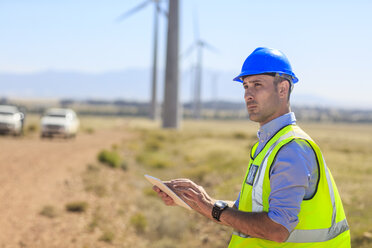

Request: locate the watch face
(216, 200), (227, 208)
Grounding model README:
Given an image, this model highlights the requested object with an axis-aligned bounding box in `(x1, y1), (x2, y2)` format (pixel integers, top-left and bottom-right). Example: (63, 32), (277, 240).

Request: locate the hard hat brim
(233, 71), (298, 84)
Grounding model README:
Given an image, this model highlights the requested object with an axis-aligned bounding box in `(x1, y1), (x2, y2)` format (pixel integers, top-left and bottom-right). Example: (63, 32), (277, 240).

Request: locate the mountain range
(0, 68), (349, 108)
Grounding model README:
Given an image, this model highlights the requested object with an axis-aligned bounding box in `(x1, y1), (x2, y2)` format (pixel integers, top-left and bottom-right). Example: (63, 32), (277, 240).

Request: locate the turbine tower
(162, 0), (180, 128)
(117, 0), (167, 121)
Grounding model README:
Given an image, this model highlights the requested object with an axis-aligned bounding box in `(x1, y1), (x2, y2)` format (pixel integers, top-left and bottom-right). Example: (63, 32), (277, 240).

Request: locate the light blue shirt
(235, 112), (319, 232)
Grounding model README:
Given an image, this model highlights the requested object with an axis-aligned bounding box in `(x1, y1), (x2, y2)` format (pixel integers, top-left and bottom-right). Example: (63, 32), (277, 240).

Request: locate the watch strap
(212, 201), (228, 221)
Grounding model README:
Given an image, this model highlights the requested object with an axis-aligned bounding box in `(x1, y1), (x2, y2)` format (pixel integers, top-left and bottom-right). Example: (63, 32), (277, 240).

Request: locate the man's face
(243, 74), (281, 125)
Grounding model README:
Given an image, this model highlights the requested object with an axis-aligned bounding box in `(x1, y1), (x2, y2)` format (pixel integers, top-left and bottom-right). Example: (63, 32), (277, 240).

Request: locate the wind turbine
(116, 0), (167, 121)
(183, 11), (217, 119)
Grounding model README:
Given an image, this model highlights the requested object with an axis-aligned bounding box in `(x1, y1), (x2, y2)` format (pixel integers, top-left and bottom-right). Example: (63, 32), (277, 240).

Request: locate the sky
(1, 0), (372, 108)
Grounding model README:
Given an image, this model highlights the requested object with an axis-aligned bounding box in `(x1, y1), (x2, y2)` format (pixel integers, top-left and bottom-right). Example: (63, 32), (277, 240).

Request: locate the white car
(41, 108), (80, 138)
(0, 105), (25, 136)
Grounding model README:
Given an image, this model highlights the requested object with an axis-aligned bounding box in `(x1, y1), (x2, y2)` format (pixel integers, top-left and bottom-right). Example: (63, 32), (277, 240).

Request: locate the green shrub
(130, 212), (147, 234)
(99, 231), (115, 243)
(83, 127), (95, 134)
(233, 131), (247, 139)
(40, 205), (58, 218)
(120, 161), (128, 171)
(97, 149), (122, 168)
(152, 132), (166, 141)
(26, 124), (38, 133)
(144, 138), (163, 151)
(65, 201), (88, 213)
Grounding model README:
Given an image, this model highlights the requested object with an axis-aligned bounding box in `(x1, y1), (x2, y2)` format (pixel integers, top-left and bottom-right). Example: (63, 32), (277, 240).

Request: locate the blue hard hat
(233, 47), (298, 84)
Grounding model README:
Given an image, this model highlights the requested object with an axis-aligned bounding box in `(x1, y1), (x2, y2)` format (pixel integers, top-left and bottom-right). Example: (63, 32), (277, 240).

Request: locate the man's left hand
(169, 178), (214, 219)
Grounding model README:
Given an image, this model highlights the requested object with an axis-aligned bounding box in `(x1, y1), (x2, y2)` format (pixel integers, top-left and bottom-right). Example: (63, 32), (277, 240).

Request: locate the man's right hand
(153, 183), (176, 206)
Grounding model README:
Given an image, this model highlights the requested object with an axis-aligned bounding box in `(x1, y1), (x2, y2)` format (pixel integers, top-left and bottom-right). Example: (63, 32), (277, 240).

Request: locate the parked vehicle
(0, 105), (25, 136)
(41, 108), (79, 138)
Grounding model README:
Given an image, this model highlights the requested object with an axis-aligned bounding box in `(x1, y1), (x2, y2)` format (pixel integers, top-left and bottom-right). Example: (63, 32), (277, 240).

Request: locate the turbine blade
(116, 0), (152, 22)
(157, 4), (168, 18)
(181, 43), (196, 59)
(201, 40), (219, 53)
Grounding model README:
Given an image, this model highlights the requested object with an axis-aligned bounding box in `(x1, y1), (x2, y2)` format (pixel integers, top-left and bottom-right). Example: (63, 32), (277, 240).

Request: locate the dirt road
(0, 124), (131, 248)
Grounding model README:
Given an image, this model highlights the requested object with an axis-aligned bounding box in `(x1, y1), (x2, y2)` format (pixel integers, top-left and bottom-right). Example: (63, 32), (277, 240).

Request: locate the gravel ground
(0, 125), (131, 248)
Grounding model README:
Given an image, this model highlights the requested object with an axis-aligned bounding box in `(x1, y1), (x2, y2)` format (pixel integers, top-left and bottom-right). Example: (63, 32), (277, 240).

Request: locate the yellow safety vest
(228, 124), (350, 247)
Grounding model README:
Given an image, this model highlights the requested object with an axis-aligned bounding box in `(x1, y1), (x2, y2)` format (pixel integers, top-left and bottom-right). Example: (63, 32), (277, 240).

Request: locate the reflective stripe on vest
(233, 219), (349, 243)
(231, 125), (349, 245)
(251, 130), (304, 212)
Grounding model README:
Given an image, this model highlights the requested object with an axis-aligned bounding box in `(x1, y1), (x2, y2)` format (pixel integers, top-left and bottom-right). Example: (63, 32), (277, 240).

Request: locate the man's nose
(244, 88), (254, 101)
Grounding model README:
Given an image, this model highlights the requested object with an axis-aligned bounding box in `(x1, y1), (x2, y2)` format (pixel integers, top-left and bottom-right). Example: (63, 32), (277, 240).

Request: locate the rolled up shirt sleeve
(267, 140), (318, 232)
(234, 192), (240, 208)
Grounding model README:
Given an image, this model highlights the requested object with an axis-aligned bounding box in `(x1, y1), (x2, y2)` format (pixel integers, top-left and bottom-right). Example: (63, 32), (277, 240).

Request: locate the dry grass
(129, 119), (372, 247)
(51, 117), (372, 247)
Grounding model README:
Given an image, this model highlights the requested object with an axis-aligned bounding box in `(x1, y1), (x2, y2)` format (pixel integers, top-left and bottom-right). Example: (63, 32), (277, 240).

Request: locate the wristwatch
(212, 200), (228, 221)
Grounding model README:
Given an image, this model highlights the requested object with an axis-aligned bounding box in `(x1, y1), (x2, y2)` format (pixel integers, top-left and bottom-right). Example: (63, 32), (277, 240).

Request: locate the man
(153, 47), (351, 247)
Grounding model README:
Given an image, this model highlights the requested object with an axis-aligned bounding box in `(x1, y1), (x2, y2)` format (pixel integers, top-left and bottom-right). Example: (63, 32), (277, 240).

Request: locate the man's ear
(278, 80), (290, 99)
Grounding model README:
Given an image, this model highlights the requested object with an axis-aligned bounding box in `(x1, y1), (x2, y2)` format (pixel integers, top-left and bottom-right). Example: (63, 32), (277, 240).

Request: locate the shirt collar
(257, 112), (296, 143)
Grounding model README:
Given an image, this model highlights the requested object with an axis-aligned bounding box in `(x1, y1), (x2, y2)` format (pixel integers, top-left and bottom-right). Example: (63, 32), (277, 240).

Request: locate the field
(0, 115), (371, 247)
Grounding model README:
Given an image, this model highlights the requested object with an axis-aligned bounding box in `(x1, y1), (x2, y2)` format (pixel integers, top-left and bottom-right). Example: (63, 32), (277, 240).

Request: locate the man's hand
(153, 182), (176, 206)
(152, 178), (215, 219)
(170, 178), (215, 219)
(153, 179), (289, 242)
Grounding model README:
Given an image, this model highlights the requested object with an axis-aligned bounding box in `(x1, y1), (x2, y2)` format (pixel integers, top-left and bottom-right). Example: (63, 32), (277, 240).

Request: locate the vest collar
(251, 123), (296, 160)
(257, 112), (296, 143)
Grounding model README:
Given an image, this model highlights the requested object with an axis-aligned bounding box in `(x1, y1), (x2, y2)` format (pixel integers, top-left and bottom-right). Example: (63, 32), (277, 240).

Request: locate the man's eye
(254, 83), (261, 87)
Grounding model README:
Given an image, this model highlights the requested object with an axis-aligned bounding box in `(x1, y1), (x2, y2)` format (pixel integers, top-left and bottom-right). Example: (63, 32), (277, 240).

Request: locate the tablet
(144, 174), (192, 210)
